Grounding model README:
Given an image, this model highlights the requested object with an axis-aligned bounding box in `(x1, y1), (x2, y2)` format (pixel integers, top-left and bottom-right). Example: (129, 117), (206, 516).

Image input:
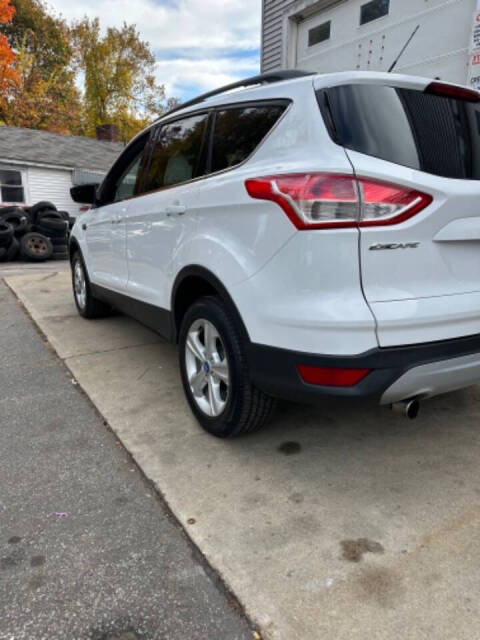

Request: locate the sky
(48, 0), (262, 103)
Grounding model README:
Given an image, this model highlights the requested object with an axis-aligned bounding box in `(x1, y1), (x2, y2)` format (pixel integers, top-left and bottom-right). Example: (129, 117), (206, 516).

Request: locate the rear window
(318, 84), (480, 180)
(211, 105), (285, 173)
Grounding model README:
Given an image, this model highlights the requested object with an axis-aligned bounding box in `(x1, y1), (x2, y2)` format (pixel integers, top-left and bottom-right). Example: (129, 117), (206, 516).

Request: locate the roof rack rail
(160, 69), (315, 119)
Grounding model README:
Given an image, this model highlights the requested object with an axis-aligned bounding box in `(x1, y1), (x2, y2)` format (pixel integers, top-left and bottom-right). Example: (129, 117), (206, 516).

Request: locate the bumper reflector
(297, 365), (371, 387)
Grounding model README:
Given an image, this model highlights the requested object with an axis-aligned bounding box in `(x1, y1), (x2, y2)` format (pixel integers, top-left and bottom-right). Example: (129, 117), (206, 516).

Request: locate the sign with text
(468, 0), (480, 90)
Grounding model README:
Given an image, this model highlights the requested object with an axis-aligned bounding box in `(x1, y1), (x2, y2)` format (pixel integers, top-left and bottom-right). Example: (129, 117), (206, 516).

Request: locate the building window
(0, 169), (25, 203)
(308, 21), (331, 47)
(360, 0), (389, 26)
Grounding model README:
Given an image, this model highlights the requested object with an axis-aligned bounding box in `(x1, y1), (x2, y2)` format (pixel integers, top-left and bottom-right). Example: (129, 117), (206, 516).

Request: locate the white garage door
(27, 166), (81, 215)
(296, 0), (472, 84)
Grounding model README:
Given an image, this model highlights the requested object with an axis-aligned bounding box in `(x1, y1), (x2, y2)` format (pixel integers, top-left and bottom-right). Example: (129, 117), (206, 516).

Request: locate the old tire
(0, 211), (30, 236)
(178, 296), (276, 437)
(5, 236), (19, 261)
(29, 201), (56, 223)
(0, 221), (14, 246)
(50, 236), (69, 246)
(71, 252), (112, 319)
(20, 232), (53, 262)
(36, 211), (69, 232)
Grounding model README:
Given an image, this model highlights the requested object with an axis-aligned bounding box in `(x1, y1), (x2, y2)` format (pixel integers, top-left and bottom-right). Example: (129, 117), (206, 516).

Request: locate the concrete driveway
(6, 270), (480, 640)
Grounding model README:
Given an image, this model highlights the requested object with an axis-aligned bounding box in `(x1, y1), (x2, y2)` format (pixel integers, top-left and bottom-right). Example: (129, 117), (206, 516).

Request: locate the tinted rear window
(211, 105), (285, 173)
(319, 84), (480, 180)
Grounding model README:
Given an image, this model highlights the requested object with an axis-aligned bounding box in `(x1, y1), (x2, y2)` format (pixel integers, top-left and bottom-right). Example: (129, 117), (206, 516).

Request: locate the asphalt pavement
(0, 279), (255, 640)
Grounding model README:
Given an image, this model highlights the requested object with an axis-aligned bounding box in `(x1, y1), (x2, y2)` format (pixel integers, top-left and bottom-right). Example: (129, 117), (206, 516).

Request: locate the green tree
(71, 17), (171, 141)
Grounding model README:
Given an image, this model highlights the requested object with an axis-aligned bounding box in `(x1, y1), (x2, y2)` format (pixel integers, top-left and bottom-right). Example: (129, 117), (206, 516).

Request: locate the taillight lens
(245, 174), (432, 229)
(297, 365), (371, 387)
(425, 81), (480, 103)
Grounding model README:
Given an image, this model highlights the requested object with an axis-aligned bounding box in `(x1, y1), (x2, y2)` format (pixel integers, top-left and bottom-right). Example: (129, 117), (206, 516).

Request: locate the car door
(85, 131), (150, 292)
(126, 112), (210, 308)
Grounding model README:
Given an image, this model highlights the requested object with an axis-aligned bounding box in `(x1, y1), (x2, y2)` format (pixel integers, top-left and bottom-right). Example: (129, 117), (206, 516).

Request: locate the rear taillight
(245, 174), (432, 229)
(297, 365), (371, 387)
(425, 81), (480, 103)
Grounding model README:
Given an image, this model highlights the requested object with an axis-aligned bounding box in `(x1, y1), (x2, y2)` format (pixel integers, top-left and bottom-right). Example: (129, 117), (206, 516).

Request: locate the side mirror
(70, 183), (99, 205)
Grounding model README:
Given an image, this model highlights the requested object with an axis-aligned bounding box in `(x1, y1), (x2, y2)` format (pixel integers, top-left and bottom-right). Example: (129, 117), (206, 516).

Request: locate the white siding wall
(26, 166), (81, 215)
(262, 0), (294, 71)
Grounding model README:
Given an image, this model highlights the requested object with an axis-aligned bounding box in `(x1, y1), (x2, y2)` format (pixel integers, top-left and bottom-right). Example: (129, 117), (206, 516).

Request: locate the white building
(0, 126), (123, 215)
(262, 0), (480, 90)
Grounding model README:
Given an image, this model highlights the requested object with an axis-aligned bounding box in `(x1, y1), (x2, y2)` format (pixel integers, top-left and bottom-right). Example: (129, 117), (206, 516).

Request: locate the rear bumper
(248, 333), (480, 405)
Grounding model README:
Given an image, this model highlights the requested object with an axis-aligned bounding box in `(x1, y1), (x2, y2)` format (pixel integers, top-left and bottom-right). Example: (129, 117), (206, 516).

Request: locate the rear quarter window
(318, 84), (480, 180)
(211, 105), (286, 173)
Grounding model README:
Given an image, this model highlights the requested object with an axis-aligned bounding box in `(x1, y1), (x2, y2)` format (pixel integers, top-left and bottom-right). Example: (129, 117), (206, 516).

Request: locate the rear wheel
(71, 252), (111, 319)
(179, 296), (276, 437)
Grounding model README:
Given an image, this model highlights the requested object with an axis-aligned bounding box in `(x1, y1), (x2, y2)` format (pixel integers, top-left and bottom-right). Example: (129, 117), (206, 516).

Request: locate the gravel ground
(0, 279), (255, 640)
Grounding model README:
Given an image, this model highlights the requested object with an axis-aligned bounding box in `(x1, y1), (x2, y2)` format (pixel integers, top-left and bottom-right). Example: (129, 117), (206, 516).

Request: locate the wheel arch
(69, 236), (81, 263)
(171, 266), (250, 344)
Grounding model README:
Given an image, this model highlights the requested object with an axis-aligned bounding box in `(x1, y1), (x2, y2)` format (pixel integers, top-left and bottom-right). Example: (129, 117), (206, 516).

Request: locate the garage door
(295, 0), (471, 82)
(27, 166), (82, 215)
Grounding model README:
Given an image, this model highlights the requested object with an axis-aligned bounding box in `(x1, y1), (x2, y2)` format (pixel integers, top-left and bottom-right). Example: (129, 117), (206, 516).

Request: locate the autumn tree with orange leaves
(0, 0), (82, 134)
(0, 0), (18, 97)
(0, 0), (176, 139)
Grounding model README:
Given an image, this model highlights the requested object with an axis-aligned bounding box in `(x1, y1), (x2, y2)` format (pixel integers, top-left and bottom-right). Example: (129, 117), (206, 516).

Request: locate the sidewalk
(0, 279), (255, 640)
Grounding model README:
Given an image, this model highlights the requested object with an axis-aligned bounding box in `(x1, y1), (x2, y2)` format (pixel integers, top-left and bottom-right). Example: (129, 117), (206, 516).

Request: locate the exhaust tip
(392, 399), (420, 420)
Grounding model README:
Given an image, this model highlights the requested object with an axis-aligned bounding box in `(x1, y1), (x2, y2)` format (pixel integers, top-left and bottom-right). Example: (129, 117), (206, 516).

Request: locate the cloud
(155, 54), (260, 99)
(48, 0), (261, 99)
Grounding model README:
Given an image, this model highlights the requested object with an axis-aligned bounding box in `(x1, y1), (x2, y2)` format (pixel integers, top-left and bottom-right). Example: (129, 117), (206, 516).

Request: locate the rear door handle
(165, 204), (186, 216)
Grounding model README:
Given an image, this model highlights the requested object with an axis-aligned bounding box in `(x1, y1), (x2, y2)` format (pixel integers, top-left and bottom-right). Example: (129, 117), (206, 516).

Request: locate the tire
(34, 224), (68, 239)
(52, 242), (68, 251)
(178, 296), (276, 437)
(0, 205), (24, 216)
(52, 244), (68, 260)
(19, 232), (53, 262)
(50, 236), (69, 246)
(71, 252), (112, 319)
(0, 246), (6, 261)
(5, 236), (19, 261)
(29, 201), (56, 223)
(36, 211), (69, 230)
(0, 221), (14, 246)
(0, 211), (30, 236)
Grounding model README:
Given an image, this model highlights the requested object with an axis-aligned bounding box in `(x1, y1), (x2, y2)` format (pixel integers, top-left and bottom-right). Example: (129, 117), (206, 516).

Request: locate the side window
(144, 113), (208, 192)
(211, 105), (285, 173)
(113, 155), (143, 202)
(100, 131), (150, 205)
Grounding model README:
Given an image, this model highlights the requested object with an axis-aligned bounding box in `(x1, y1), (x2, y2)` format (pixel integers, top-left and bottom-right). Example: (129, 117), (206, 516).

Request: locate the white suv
(70, 69), (480, 436)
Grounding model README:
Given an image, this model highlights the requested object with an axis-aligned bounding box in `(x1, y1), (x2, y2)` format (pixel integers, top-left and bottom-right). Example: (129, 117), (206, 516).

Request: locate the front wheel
(71, 252), (111, 319)
(178, 296), (276, 437)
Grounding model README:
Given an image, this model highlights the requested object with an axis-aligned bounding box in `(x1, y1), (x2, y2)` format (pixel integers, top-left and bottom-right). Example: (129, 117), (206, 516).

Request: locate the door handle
(165, 204), (186, 216)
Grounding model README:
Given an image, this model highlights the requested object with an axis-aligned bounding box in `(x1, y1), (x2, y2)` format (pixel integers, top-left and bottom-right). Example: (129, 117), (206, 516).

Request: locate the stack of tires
(0, 201), (73, 263)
